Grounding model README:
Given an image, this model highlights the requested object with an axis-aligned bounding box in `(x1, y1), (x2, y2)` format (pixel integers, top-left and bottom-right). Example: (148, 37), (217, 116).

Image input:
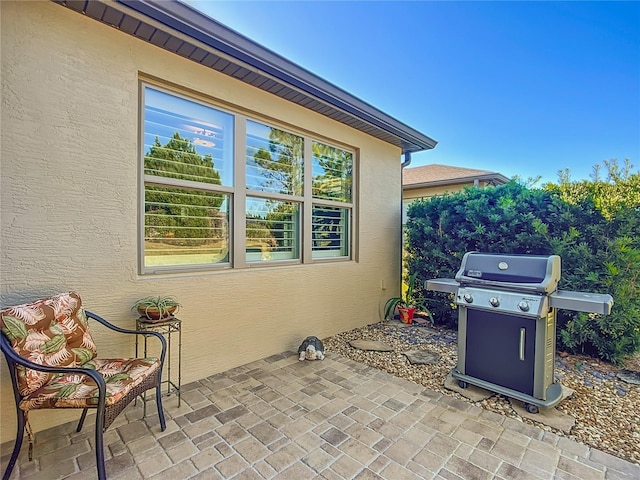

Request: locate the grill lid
(454, 252), (561, 294)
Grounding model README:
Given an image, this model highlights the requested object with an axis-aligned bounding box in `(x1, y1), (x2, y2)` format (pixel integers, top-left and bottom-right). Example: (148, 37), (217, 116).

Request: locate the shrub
(405, 175), (640, 364)
(405, 182), (560, 327)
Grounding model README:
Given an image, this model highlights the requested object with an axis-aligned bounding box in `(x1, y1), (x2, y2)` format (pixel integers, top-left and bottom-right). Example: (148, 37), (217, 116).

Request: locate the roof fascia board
(114, 0), (437, 152)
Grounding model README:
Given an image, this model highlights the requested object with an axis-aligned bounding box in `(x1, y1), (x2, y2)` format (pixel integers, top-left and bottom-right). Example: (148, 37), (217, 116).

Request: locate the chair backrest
(0, 292), (97, 396)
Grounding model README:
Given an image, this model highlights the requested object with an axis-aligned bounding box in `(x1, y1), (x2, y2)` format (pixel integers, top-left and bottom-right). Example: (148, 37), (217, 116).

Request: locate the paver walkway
(1, 351), (638, 479)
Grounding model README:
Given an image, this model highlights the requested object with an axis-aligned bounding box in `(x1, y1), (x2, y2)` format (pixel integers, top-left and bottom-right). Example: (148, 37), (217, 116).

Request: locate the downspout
(400, 151), (411, 228)
(396, 151), (411, 315)
(401, 151), (412, 168)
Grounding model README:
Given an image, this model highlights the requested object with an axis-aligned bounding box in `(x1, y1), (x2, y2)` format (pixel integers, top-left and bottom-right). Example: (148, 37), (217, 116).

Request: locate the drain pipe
(394, 151), (412, 318)
(401, 151), (411, 169)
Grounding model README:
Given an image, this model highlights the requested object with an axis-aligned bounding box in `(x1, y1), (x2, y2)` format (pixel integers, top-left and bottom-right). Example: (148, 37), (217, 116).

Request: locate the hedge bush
(405, 180), (640, 364)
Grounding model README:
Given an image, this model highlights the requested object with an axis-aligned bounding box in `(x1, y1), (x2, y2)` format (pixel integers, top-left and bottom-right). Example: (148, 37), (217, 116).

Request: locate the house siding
(404, 180), (494, 202)
(0, 1), (402, 441)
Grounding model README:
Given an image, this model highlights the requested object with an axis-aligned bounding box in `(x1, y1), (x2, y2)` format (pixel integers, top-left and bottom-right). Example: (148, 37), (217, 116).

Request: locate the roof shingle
(403, 164), (509, 188)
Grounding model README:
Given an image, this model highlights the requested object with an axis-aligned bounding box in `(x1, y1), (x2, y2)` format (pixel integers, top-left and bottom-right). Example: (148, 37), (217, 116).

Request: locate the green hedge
(405, 181), (640, 364)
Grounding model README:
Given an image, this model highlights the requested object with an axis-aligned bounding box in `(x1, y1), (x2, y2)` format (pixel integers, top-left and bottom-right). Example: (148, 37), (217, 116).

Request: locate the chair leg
(155, 384), (166, 431)
(3, 408), (25, 480)
(76, 408), (88, 433)
(94, 407), (106, 480)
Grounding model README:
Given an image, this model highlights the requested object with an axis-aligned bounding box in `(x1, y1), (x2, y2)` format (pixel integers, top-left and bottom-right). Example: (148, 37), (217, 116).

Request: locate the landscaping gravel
(323, 320), (640, 465)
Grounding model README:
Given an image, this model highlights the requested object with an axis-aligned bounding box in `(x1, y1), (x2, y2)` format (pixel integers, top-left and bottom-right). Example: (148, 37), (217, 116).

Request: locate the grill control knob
(489, 297), (500, 307)
(518, 301), (530, 312)
(463, 293), (473, 303)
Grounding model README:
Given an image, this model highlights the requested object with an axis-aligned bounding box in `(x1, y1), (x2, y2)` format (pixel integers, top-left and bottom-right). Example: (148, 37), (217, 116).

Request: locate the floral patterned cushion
(0, 292), (97, 396)
(19, 357), (161, 410)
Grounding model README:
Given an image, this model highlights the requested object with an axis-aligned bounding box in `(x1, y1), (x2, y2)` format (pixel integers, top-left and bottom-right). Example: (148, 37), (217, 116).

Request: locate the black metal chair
(0, 292), (167, 480)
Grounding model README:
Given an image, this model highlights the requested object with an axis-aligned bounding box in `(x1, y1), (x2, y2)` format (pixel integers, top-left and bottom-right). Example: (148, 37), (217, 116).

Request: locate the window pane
(312, 142), (352, 202)
(144, 186), (229, 268)
(246, 121), (303, 196)
(144, 87), (234, 186)
(312, 206), (350, 258)
(246, 197), (299, 262)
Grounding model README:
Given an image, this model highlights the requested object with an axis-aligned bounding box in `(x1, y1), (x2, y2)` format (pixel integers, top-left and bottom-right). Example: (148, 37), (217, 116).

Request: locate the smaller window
(312, 205), (350, 258)
(312, 142), (353, 202)
(246, 197), (300, 263)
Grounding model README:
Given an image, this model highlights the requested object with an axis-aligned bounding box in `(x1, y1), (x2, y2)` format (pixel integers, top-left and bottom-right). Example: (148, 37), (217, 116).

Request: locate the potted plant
(132, 295), (181, 321)
(384, 272), (432, 324)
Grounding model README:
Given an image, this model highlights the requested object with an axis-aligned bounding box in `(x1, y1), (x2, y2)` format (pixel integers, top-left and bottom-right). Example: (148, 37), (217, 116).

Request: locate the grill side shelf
(425, 278), (459, 294)
(549, 290), (614, 315)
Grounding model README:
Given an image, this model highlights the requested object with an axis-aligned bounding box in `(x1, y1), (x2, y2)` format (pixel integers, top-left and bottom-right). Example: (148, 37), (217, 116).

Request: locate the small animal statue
(298, 336), (325, 361)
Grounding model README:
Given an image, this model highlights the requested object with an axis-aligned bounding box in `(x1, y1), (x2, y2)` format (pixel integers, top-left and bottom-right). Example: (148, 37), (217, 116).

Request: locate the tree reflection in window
(312, 142), (352, 202)
(144, 133), (229, 267)
(247, 121), (303, 196)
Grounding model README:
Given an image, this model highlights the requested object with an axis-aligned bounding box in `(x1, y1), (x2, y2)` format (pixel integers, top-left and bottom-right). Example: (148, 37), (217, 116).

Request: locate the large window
(140, 84), (354, 273)
(142, 87), (233, 271)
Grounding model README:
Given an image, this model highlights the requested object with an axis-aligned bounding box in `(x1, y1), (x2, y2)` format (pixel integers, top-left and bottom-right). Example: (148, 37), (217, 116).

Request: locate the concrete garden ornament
(298, 336), (325, 361)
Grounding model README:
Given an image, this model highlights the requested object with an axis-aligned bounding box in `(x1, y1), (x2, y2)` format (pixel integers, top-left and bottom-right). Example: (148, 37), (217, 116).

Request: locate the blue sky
(184, 0), (639, 184)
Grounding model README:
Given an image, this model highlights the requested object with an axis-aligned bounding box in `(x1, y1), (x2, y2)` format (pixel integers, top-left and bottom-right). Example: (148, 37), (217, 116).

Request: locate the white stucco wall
(0, 1), (404, 441)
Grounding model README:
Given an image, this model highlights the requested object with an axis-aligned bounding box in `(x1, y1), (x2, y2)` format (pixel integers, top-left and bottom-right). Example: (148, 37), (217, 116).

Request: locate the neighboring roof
(403, 164), (510, 189)
(52, 0), (437, 155)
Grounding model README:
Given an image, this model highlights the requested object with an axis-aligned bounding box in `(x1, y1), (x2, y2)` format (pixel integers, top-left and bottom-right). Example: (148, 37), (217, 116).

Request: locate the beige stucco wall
(0, 1), (403, 442)
(404, 180), (492, 202)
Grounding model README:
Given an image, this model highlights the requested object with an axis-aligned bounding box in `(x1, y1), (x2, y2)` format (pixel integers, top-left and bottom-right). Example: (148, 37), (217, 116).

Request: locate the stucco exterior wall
(0, 1), (403, 442)
(404, 180), (492, 202)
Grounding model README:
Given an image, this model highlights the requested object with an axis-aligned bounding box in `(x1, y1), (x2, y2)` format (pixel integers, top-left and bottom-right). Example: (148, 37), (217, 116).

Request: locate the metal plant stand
(135, 317), (182, 414)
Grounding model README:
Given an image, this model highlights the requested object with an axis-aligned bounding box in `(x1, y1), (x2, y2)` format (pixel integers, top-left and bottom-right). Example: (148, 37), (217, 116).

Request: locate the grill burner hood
(455, 252), (561, 294)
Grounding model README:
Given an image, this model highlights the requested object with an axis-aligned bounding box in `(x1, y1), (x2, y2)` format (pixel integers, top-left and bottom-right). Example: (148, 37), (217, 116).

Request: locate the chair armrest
(85, 310), (167, 364)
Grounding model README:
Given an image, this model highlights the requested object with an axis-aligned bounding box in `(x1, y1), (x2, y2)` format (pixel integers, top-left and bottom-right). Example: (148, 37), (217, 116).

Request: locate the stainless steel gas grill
(427, 252), (614, 413)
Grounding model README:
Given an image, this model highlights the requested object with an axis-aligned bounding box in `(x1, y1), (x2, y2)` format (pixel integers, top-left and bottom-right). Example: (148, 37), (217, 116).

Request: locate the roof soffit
(52, 0), (437, 154)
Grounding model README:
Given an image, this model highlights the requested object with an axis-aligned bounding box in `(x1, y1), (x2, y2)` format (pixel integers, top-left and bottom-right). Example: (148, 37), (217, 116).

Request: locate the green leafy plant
(132, 295), (181, 319)
(384, 272), (433, 322)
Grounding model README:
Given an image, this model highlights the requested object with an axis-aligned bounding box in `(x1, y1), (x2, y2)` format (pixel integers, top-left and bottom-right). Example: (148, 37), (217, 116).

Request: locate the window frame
(139, 81), (356, 274)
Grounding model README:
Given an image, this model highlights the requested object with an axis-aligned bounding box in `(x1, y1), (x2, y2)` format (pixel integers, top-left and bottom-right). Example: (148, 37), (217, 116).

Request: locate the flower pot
(398, 306), (416, 324)
(137, 305), (177, 320)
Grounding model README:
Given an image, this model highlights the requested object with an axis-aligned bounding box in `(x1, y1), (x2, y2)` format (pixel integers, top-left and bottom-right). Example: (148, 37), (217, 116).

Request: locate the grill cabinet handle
(519, 328), (526, 361)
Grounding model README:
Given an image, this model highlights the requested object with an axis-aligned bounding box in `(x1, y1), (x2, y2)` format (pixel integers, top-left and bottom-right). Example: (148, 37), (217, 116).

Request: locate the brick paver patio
(2, 351), (638, 479)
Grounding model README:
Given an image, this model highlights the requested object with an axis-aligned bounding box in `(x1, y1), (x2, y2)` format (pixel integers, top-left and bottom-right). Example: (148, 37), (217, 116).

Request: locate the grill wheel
(524, 403), (539, 414)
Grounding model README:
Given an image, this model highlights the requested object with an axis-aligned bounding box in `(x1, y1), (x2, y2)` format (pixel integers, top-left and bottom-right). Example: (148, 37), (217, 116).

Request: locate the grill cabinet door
(464, 310), (536, 396)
